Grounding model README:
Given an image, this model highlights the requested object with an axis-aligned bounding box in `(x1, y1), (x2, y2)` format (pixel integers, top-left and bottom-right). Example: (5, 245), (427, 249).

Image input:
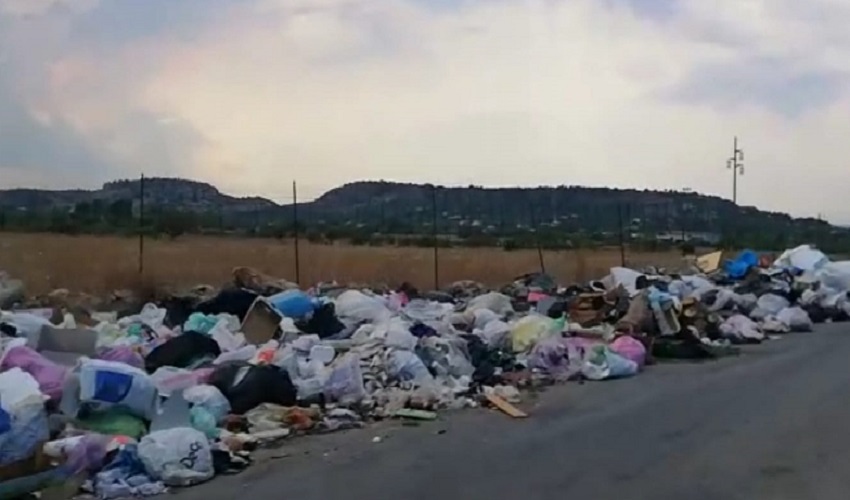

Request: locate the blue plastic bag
(0, 403), (49, 466)
(183, 313), (220, 335)
(581, 345), (638, 381)
(0, 407), (9, 434)
(267, 290), (317, 319)
(69, 359), (158, 420)
(724, 250), (759, 279)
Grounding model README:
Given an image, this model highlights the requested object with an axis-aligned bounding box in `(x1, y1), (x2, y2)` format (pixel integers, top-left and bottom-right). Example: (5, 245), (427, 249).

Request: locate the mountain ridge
(0, 177), (843, 251)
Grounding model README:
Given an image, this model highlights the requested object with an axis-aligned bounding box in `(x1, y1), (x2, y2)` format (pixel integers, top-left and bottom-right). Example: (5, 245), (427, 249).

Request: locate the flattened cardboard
(696, 251), (723, 274)
(29, 325), (98, 366)
(241, 298), (282, 345)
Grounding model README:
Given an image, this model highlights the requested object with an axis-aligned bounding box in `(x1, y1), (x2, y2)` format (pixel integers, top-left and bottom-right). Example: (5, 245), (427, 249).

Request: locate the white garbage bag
(374, 317), (417, 350)
(466, 309), (499, 330)
(386, 350), (434, 386)
(476, 320), (511, 349)
(466, 292), (514, 317)
(756, 294), (790, 316)
(184, 385), (231, 423)
(323, 353), (366, 404)
(681, 275), (714, 292)
(0, 368), (46, 413)
(761, 316), (789, 333)
(334, 290), (391, 324)
(733, 293), (758, 313)
(138, 427), (214, 487)
(776, 307), (813, 332)
(816, 261), (850, 293)
(773, 245), (828, 272)
(720, 315), (765, 341)
(0, 311), (53, 340)
(403, 299), (453, 323)
(606, 267), (645, 296)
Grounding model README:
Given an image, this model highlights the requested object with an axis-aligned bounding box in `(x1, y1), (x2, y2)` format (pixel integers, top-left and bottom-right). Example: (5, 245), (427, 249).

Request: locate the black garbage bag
(295, 302), (345, 338)
(195, 288), (259, 321)
(208, 363), (297, 414)
(803, 303), (829, 324)
(460, 334), (519, 386)
(144, 331), (221, 373)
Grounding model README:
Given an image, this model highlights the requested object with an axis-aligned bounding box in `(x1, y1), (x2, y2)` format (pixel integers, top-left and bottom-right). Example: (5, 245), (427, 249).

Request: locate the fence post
(618, 203), (626, 267)
(138, 173), (145, 275)
(432, 185), (439, 290)
(293, 180), (301, 284)
(529, 201), (546, 273)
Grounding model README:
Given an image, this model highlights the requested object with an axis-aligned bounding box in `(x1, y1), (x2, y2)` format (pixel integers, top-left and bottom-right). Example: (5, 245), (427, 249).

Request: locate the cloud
(0, 0), (96, 16)
(2, 0), (850, 221)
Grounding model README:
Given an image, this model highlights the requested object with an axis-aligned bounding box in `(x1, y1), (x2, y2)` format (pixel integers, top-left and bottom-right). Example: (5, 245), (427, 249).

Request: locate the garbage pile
(1, 244), (848, 497)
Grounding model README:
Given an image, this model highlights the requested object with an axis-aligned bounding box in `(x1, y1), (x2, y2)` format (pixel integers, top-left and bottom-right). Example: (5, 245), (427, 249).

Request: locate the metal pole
(529, 202), (545, 273)
(618, 203), (626, 267)
(293, 181), (300, 284)
(138, 173), (145, 275)
(728, 136), (744, 205)
(732, 136), (738, 205)
(432, 185), (439, 290)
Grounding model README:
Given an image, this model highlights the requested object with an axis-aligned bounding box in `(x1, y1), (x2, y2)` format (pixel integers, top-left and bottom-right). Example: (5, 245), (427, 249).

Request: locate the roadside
(173, 325), (850, 500)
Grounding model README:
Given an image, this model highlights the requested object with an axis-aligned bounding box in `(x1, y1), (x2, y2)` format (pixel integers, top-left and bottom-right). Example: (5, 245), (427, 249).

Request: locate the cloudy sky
(1, 0), (849, 220)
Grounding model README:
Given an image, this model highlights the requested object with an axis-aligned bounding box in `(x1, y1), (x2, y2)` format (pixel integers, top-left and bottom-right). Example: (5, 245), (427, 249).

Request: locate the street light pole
(727, 136), (745, 205)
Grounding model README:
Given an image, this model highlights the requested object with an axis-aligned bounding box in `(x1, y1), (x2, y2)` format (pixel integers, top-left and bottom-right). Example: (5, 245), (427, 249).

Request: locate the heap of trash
(1, 245), (849, 497)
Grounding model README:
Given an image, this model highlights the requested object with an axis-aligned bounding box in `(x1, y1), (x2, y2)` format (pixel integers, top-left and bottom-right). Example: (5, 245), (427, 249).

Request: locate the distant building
(654, 231), (721, 244)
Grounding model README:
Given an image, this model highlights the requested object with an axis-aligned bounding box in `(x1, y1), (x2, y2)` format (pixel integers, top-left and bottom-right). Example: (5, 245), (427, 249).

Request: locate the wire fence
(0, 175), (714, 296)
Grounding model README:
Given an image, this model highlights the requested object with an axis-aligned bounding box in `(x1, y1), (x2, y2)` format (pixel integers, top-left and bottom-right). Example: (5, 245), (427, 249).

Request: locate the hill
(0, 178), (845, 251)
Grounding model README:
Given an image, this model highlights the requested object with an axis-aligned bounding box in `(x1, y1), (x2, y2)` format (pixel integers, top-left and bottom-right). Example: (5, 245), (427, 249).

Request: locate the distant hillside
(0, 178), (845, 251)
(298, 181), (835, 241)
(0, 178), (275, 214)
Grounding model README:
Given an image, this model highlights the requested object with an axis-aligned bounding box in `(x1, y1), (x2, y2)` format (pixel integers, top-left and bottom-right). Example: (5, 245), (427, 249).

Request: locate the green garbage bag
(76, 409), (148, 439)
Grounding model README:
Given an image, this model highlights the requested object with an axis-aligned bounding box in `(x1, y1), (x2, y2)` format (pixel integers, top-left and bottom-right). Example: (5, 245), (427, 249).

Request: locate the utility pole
(138, 173), (145, 275)
(292, 181), (300, 284)
(431, 185), (439, 290)
(617, 203), (626, 267)
(727, 136), (745, 205)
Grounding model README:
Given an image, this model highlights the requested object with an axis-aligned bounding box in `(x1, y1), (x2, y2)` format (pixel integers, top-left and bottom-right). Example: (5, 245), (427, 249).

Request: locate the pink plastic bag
(0, 346), (68, 400)
(96, 346), (145, 369)
(610, 336), (646, 369)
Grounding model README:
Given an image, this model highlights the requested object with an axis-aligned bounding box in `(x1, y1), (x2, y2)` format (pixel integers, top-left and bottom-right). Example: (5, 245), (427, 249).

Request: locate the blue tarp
(724, 250), (759, 279)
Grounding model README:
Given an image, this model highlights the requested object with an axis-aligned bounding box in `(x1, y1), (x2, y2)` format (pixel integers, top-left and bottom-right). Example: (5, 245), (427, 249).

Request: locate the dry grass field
(0, 233), (688, 295)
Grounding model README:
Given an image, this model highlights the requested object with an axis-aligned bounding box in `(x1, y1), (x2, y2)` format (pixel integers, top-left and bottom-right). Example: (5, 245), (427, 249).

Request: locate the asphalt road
(177, 324), (850, 500)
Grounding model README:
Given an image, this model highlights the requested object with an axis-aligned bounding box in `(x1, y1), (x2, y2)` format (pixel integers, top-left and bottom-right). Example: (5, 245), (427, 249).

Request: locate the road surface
(177, 323), (850, 500)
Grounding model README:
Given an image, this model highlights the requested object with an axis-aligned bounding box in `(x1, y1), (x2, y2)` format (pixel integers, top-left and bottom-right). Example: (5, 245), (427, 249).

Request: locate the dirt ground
(0, 232), (688, 295)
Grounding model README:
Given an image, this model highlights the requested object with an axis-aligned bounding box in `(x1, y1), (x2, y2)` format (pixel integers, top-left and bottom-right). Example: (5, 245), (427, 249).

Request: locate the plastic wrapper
(581, 344), (638, 381)
(610, 335), (647, 368)
(466, 292), (514, 317)
(323, 353), (367, 404)
(510, 315), (558, 353)
(184, 384), (231, 423)
(0, 347), (65, 401)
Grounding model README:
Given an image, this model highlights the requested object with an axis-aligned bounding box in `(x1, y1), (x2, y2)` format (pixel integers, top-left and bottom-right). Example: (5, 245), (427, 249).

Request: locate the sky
(1, 0), (850, 221)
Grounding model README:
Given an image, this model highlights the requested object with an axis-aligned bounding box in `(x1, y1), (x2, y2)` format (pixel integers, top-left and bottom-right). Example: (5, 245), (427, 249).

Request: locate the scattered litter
(485, 393), (528, 418)
(0, 243), (842, 497)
